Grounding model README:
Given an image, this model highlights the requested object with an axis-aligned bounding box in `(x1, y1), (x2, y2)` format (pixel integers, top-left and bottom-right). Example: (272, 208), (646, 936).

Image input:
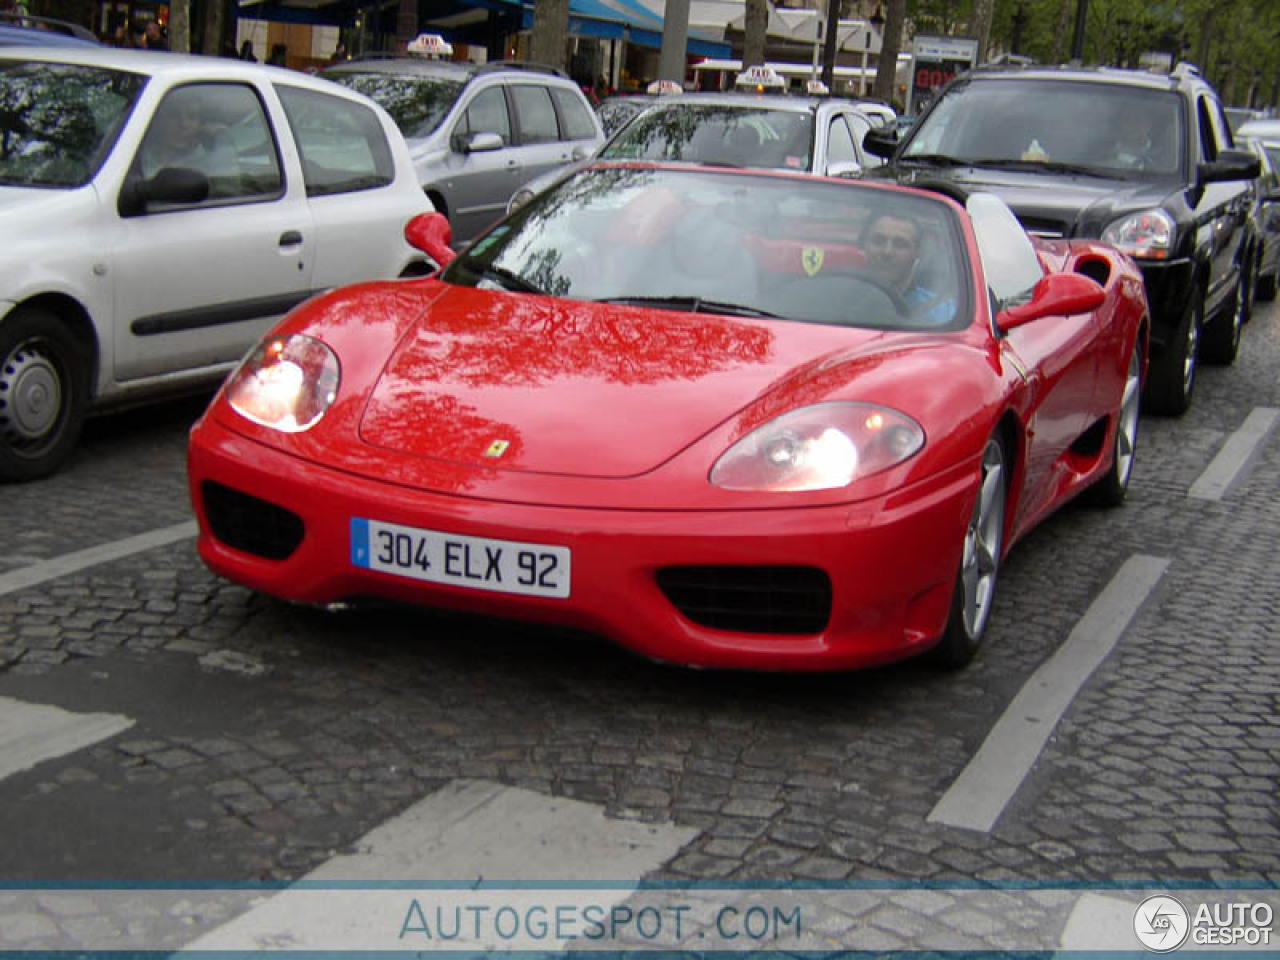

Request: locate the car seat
(723, 124), (763, 164)
(665, 205), (759, 306)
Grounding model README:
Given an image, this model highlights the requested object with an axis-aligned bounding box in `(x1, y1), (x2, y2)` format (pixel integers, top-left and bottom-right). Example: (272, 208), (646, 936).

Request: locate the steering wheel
(838, 269), (910, 316)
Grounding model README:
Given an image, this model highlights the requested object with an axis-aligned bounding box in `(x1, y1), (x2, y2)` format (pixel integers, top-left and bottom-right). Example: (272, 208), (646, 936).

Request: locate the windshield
(904, 78), (1185, 179)
(442, 165), (968, 332)
(599, 104), (814, 171)
(324, 71), (463, 140)
(0, 60), (145, 188)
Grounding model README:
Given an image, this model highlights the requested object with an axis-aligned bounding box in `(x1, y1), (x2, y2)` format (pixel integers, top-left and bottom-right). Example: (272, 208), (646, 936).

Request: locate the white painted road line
(0, 696), (134, 780)
(0, 520), (197, 598)
(1189, 407), (1280, 501)
(928, 554), (1169, 833)
(186, 779), (700, 951)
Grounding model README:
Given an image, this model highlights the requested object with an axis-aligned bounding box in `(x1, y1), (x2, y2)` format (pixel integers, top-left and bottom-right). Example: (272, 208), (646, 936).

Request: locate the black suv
(865, 63), (1260, 414)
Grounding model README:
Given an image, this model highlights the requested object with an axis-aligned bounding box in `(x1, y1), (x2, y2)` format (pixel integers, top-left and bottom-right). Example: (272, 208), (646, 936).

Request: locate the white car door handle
(279, 231), (303, 247)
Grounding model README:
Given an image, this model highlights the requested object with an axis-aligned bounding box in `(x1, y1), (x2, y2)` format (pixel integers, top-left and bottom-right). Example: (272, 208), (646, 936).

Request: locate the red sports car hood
(358, 285), (899, 479)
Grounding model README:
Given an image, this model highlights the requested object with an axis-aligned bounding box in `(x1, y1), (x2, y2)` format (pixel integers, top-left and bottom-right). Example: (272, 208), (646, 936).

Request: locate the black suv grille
(656, 565), (832, 635)
(202, 481), (304, 561)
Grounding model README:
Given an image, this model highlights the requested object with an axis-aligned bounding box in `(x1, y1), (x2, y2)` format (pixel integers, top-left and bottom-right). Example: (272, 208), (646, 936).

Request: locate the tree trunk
(970, 0), (993, 62)
(742, 0), (767, 69)
(1050, 0), (1072, 64)
(201, 0), (222, 55)
(530, 0), (570, 69)
(396, 0), (417, 49)
(872, 0), (905, 106)
(169, 0), (189, 53)
(1195, 5), (1215, 74)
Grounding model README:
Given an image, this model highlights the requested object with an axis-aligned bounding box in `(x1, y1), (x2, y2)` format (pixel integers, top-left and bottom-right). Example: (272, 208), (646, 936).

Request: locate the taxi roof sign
(645, 79), (684, 95)
(408, 33), (453, 57)
(734, 65), (786, 90)
(805, 79), (830, 95)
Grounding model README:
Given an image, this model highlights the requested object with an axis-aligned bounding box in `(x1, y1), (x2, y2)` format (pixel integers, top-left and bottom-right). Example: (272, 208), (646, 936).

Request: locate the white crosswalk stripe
(0, 695), (134, 780)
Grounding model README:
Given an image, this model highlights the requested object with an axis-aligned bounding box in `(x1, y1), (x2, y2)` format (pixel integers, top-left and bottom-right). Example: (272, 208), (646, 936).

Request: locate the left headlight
(226, 334), (340, 433)
(1101, 208), (1175, 260)
(710, 402), (924, 492)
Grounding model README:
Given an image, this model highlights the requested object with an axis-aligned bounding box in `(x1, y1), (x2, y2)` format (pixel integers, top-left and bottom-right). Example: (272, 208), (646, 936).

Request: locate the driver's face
(865, 216), (920, 291)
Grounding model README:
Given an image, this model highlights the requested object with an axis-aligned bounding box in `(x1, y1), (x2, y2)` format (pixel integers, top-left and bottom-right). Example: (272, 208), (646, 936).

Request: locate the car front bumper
(188, 418), (980, 672)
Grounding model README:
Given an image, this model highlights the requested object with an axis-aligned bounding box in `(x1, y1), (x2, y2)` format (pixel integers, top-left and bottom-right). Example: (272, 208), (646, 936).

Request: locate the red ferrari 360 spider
(188, 163), (1148, 671)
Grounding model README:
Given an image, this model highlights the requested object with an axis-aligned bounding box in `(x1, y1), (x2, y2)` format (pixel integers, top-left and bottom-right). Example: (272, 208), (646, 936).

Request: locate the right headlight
(226, 334), (339, 433)
(1101, 208), (1175, 260)
(709, 402), (924, 493)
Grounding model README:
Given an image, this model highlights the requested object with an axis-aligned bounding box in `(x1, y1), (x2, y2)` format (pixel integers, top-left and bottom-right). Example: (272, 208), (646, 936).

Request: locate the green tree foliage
(972, 0), (1280, 107)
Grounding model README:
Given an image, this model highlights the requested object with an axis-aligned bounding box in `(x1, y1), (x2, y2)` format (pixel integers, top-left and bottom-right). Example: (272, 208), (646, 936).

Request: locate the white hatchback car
(0, 48), (433, 481)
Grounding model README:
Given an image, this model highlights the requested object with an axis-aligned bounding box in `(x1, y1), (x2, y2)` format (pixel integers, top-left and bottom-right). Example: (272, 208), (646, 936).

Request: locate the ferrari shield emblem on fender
(484, 439), (511, 458)
(801, 247), (825, 276)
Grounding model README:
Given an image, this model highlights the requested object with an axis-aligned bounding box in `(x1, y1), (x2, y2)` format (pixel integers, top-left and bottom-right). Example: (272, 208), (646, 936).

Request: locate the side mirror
(404, 212), (456, 268)
(997, 272), (1105, 331)
(862, 127), (898, 159)
(117, 167), (210, 217)
(454, 131), (503, 155)
(1198, 148), (1261, 186)
(826, 160), (863, 179)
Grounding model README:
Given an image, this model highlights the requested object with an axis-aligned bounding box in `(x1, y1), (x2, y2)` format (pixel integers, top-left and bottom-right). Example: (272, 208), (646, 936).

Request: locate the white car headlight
(1101, 208), (1175, 260)
(227, 334), (339, 433)
(710, 402), (924, 492)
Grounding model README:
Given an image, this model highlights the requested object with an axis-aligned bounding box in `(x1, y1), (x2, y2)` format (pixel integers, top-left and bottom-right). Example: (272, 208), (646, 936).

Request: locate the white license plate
(350, 517), (570, 599)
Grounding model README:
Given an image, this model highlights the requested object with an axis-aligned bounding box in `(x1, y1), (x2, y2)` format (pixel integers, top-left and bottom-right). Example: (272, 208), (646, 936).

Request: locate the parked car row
(0, 41), (1259, 677)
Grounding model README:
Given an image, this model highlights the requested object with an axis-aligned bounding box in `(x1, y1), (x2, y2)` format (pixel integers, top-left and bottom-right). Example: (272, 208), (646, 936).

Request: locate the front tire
(0, 308), (90, 482)
(1087, 338), (1142, 507)
(934, 434), (1007, 668)
(1145, 285), (1201, 416)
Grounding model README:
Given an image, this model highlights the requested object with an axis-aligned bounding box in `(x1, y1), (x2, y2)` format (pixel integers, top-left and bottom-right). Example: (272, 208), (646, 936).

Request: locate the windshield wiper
(594, 295), (781, 318)
(898, 153), (968, 167)
(967, 158), (1099, 176)
(474, 265), (544, 295)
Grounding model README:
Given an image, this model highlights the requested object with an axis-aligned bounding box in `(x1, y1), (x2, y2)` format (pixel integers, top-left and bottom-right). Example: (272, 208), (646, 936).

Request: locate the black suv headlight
(1102, 208), (1176, 260)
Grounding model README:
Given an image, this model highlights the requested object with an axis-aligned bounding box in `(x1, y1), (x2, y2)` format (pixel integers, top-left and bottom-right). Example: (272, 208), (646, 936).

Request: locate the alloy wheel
(960, 439), (1006, 639)
(1114, 345), (1141, 490)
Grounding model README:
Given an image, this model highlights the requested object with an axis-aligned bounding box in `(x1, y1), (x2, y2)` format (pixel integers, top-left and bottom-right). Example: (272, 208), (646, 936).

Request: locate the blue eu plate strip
(350, 517), (370, 568)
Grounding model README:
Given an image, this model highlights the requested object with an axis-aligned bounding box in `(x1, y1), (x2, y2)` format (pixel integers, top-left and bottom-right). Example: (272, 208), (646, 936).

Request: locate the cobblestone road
(0, 297), (1277, 952)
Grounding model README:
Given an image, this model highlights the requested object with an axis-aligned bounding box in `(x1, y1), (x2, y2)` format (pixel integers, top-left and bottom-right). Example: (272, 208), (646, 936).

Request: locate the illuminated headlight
(227, 334), (339, 433)
(710, 402), (924, 492)
(1102, 209), (1175, 260)
(507, 187), (536, 214)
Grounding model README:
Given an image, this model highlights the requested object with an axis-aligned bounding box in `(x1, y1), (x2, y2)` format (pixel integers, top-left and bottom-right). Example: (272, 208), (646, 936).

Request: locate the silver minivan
(324, 58), (605, 245)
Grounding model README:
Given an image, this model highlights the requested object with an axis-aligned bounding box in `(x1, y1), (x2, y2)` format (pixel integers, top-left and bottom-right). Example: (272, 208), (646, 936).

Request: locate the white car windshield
(0, 60), (145, 188)
(325, 71), (464, 140)
(599, 104), (814, 171)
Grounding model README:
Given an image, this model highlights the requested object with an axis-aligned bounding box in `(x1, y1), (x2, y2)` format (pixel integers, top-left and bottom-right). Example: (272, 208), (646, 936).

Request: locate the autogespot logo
(1135, 895), (1191, 952)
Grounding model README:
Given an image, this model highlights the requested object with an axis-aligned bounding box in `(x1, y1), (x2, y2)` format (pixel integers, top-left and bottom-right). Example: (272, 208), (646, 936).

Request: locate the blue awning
(517, 0), (729, 57)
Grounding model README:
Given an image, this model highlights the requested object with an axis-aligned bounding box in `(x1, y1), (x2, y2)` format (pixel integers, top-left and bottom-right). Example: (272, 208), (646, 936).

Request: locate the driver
(861, 211), (954, 325)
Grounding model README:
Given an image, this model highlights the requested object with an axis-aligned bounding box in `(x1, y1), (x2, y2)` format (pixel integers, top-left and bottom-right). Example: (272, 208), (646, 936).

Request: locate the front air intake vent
(202, 481), (304, 561)
(656, 565), (832, 635)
